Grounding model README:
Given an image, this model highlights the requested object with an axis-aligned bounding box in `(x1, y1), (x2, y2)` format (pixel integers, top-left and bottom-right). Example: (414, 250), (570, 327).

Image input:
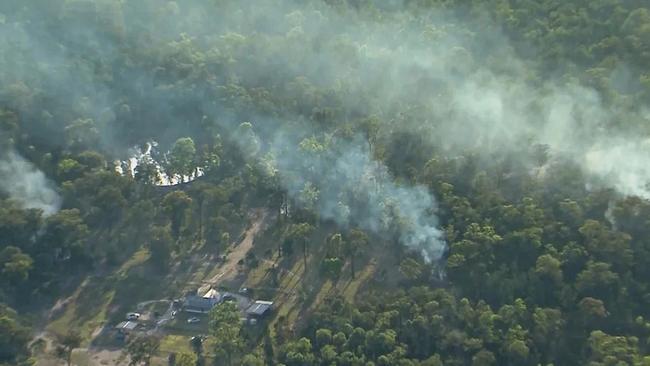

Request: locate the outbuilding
(245, 300), (273, 319)
(115, 320), (138, 334)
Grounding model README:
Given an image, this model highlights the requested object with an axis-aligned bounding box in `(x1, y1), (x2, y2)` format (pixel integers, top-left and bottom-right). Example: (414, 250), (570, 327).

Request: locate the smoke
(0, 150), (62, 216)
(1, 0), (650, 260)
(266, 132), (446, 262)
(584, 139), (650, 200)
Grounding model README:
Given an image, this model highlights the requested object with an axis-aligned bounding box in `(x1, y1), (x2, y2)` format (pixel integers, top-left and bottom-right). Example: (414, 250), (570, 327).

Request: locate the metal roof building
(115, 321), (138, 333)
(245, 300), (273, 318)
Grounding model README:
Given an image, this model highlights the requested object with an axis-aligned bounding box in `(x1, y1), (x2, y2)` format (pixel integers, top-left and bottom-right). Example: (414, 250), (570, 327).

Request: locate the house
(183, 288), (223, 314)
(245, 300), (273, 319)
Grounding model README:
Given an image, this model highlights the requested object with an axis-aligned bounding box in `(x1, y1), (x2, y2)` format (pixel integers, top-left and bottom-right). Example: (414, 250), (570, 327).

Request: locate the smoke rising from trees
(0, 150), (61, 216)
(1, 0), (649, 260)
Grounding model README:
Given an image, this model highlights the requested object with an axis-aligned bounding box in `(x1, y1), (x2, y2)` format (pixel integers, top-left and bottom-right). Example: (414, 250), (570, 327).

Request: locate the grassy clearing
(307, 280), (333, 313)
(159, 335), (193, 355)
(163, 312), (210, 335)
(42, 209), (381, 365)
(47, 277), (116, 344)
(265, 259), (305, 342)
(243, 259), (274, 288)
(47, 249), (167, 345)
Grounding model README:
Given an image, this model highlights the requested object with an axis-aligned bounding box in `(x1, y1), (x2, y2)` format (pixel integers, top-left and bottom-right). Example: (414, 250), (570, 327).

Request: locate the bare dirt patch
(204, 208), (269, 287)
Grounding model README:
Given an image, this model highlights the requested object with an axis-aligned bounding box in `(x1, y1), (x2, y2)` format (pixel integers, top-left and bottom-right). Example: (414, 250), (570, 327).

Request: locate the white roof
(202, 288), (220, 299)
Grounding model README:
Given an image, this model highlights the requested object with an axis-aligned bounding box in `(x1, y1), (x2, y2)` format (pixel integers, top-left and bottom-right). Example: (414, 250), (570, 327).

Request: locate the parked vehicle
(187, 317), (200, 324)
(126, 312), (141, 321)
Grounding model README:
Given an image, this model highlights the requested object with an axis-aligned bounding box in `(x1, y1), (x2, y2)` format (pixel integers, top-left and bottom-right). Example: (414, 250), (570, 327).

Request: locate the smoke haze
(1, 0), (650, 260)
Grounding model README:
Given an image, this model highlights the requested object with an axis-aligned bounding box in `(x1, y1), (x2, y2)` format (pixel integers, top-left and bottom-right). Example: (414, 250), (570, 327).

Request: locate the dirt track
(35, 209), (269, 366)
(206, 208), (268, 285)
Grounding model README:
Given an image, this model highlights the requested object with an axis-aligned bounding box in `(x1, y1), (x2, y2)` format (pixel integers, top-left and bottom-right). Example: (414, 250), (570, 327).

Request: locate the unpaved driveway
(35, 209), (269, 366)
(206, 208), (268, 285)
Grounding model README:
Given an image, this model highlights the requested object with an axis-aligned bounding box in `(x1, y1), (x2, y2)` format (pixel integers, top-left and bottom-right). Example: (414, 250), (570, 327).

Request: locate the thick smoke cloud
(1, 0), (650, 261)
(0, 150), (61, 216)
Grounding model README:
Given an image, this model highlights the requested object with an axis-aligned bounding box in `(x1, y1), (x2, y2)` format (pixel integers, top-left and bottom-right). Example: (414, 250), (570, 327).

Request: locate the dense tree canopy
(1, 0), (650, 365)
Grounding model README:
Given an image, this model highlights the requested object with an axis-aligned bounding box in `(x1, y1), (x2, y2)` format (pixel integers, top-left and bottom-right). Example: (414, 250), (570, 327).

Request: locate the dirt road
(206, 208), (268, 285)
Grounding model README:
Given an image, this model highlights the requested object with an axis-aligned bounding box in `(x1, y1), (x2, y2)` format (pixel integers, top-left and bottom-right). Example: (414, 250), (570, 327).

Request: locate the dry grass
(47, 279), (115, 344)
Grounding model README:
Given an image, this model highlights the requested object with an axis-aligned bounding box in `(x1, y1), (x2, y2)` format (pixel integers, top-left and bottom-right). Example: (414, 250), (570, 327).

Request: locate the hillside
(2, 0), (650, 365)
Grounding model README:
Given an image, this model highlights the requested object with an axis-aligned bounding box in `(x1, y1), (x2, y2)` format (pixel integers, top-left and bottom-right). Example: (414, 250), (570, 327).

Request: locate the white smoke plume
(0, 150), (62, 216)
(2, 0), (650, 261)
(584, 139), (650, 200)
(267, 133), (446, 262)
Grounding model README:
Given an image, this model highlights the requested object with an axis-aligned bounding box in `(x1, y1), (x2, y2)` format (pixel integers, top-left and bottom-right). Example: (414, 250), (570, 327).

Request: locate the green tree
(503, 325), (529, 365)
(0, 305), (31, 364)
(121, 335), (160, 366)
(55, 331), (82, 366)
(534, 254), (564, 305)
(322, 257), (343, 280)
(94, 186), (127, 228)
(57, 158), (85, 181)
(175, 352), (197, 366)
(575, 261), (620, 302)
(587, 330), (643, 366)
(345, 229), (368, 279)
(148, 226), (173, 270)
(535, 254), (563, 284)
(190, 336), (204, 366)
(240, 354), (264, 366)
(399, 258), (424, 282)
(76, 150), (106, 171)
(0, 246), (33, 284)
(532, 308), (565, 363)
(286, 222), (314, 271)
(315, 328), (332, 349)
(135, 156), (160, 185)
(42, 209), (89, 265)
(279, 337), (315, 366)
(579, 220), (633, 269)
(167, 137), (197, 181)
(162, 191), (192, 240)
(472, 349), (495, 366)
(64, 118), (99, 151)
(209, 301), (243, 366)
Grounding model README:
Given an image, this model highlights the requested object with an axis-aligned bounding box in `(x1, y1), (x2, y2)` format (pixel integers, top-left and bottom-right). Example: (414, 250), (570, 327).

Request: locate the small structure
(245, 300), (273, 319)
(116, 321), (138, 332)
(183, 288), (223, 314)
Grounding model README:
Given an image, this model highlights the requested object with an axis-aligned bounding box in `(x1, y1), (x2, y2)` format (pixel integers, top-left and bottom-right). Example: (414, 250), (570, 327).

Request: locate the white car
(187, 317), (200, 324)
(126, 312), (141, 321)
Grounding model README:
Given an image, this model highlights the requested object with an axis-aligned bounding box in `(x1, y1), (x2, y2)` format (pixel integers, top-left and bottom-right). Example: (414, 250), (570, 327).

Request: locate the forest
(1, 0), (650, 365)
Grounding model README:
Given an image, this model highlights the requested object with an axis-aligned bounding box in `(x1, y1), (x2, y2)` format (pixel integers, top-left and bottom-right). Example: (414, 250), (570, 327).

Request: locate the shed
(115, 321), (138, 334)
(245, 300), (273, 319)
